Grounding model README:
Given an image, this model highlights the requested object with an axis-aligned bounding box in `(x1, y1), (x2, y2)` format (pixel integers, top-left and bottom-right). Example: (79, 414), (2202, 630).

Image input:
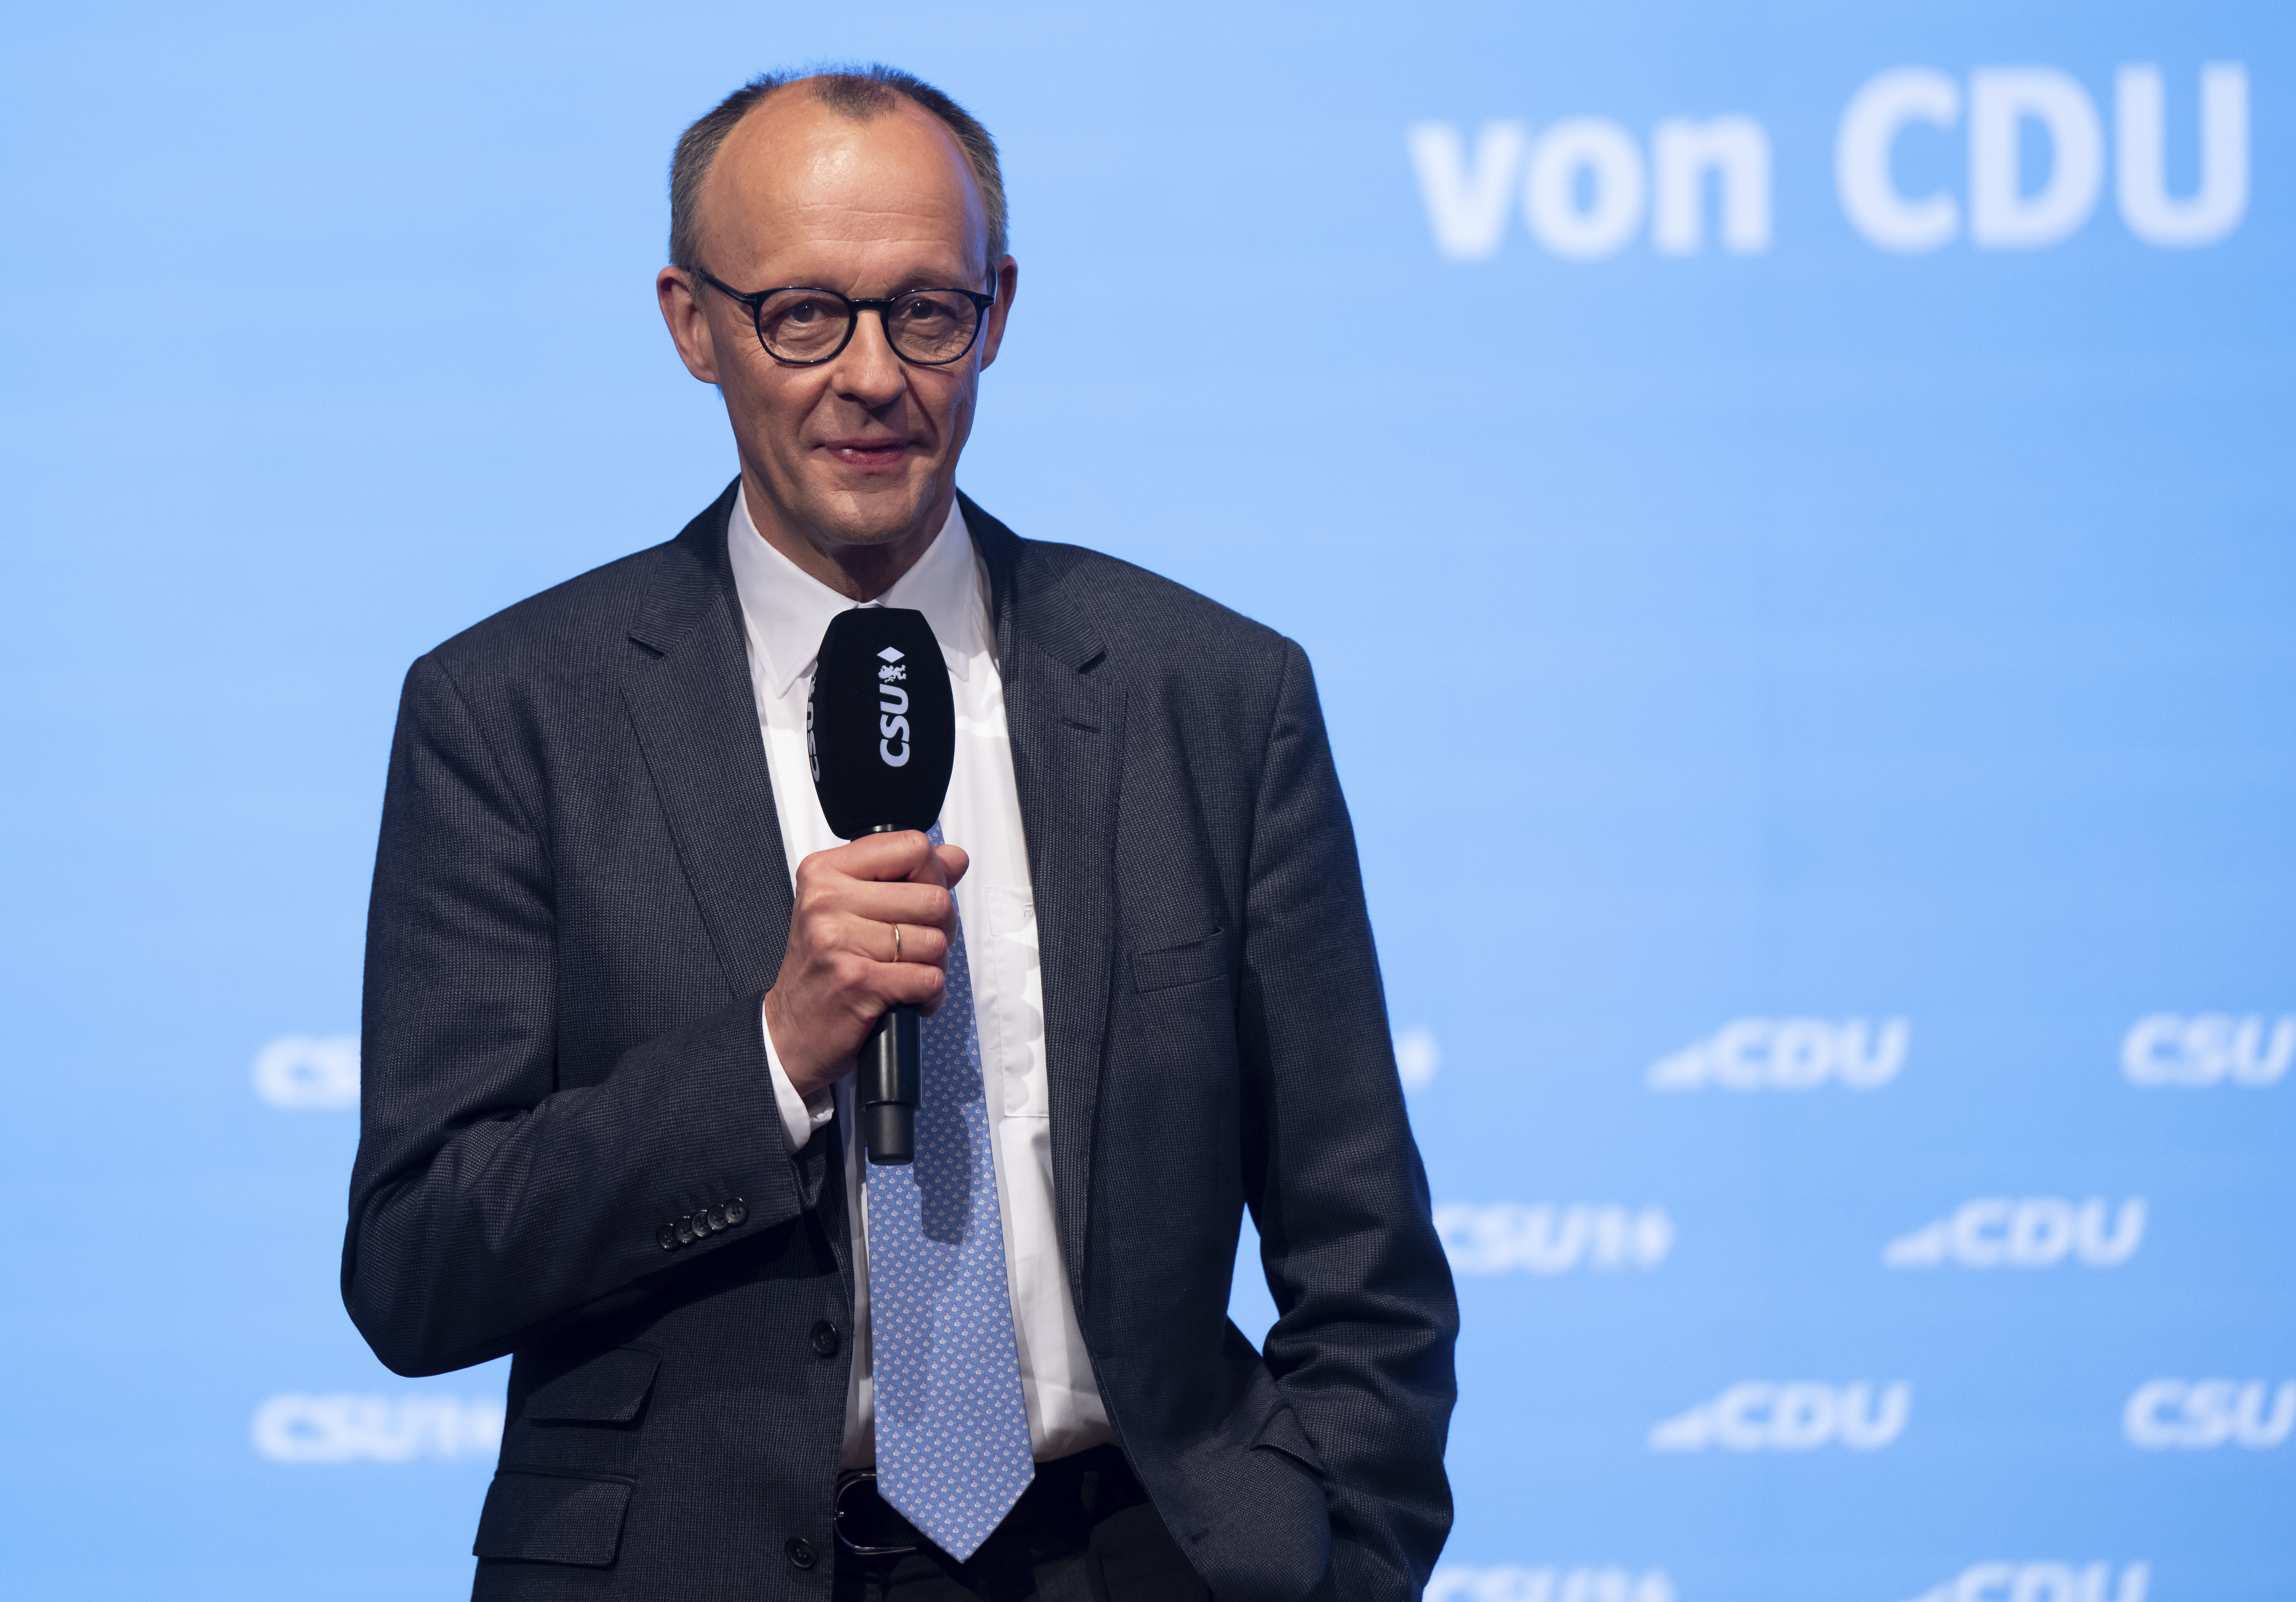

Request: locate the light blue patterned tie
(866, 821), (1035, 1560)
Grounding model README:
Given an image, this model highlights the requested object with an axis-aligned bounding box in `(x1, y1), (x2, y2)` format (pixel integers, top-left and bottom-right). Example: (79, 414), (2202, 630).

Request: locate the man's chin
(743, 456), (953, 557)
(802, 481), (949, 552)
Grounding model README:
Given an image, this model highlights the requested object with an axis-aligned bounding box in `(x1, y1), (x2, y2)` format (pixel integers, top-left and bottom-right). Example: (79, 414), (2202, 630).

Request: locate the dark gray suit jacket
(344, 484), (1457, 1601)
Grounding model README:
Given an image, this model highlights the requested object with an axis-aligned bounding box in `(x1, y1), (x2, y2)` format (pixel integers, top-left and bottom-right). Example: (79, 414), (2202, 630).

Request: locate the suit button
(810, 1320), (841, 1358)
(656, 1224), (677, 1251)
(676, 1214), (695, 1244)
(785, 1535), (818, 1570)
(725, 1197), (748, 1226)
(708, 1203), (727, 1231)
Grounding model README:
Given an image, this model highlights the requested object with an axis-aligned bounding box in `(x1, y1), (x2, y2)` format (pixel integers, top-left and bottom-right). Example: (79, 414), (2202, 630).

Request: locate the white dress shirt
(726, 486), (1112, 1470)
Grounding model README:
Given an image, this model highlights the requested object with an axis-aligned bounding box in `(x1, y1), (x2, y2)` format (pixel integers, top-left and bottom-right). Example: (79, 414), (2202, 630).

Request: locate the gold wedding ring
(891, 923), (903, 962)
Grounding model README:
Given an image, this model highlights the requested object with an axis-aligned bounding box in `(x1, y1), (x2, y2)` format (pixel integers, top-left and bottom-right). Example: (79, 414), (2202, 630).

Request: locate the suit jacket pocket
(1208, 1437), (1333, 1602)
(474, 1469), (634, 1566)
(1252, 1401), (1328, 1480)
(504, 1345), (660, 1480)
(1132, 929), (1227, 993)
(526, 1347), (660, 1423)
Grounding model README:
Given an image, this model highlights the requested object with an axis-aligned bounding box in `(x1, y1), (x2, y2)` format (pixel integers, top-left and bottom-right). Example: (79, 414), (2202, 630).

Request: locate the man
(344, 66), (1456, 1602)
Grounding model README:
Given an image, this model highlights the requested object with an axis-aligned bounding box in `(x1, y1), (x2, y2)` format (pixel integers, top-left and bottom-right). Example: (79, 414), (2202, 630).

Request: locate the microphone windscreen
(807, 607), (957, 839)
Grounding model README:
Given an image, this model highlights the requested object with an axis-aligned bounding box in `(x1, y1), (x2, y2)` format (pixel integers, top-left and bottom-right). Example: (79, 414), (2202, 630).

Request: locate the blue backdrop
(3, 4), (2290, 1599)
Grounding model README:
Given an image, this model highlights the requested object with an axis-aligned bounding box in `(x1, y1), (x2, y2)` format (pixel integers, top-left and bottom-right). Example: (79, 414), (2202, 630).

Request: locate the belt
(834, 1442), (1145, 1560)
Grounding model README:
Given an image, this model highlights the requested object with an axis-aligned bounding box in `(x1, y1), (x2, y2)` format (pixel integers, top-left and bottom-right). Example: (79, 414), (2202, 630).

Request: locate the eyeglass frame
(691, 268), (998, 368)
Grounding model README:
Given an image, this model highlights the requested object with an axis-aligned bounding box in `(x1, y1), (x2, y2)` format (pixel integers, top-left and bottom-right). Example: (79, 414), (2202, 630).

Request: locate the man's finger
(868, 958), (948, 1012)
(850, 915), (950, 968)
(823, 829), (942, 883)
(927, 843), (969, 889)
(836, 880), (957, 931)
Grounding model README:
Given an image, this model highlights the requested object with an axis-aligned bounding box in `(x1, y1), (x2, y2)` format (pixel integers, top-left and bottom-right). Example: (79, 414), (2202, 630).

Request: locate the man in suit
(344, 64), (1456, 1602)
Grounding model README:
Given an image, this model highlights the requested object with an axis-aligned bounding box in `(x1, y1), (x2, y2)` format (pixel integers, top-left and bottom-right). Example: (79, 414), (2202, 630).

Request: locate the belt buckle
(835, 1470), (923, 1558)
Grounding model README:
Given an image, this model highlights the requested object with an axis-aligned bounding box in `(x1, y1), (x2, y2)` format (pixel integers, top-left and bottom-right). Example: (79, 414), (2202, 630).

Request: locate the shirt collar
(726, 484), (987, 699)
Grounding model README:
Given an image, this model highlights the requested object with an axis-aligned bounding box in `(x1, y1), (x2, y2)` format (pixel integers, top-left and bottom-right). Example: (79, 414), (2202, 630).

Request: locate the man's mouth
(822, 438), (913, 470)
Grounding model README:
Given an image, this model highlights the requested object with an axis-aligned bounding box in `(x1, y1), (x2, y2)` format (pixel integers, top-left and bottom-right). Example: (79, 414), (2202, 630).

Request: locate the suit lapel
(965, 494), (1121, 1309)
(619, 483), (796, 1005)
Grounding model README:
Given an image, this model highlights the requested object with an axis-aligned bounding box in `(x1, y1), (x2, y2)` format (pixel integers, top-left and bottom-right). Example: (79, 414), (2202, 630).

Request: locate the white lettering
(1709, 1383), (1772, 1451)
(2232, 1015), (2295, 1083)
(2120, 1014), (2186, 1083)
(1953, 1564), (2016, 1602)
(1426, 1568), (1675, 1602)
(1652, 115), (1772, 255)
(1950, 1199), (2012, 1267)
(1526, 118), (1647, 260)
(1886, 1198), (2145, 1269)
(2122, 1014), (2292, 1087)
(252, 1035), (360, 1110)
(1838, 1381), (1913, 1449)
(1414, 64), (2253, 264)
(1838, 68), (1962, 251)
(2117, 64), (2248, 247)
(1434, 1203), (1673, 1275)
(1969, 67), (2104, 248)
(251, 1392), (504, 1464)
(878, 713), (911, 766)
(1767, 1383), (1834, 1450)
(1909, 1565), (2148, 1602)
(1707, 1018), (1771, 1089)
(2076, 1198), (2147, 1265)
(2013, 1567), (2077, 1602)
(1838, 1017), (1911, 1086)
(1649, 1380), (1910, 1452)
(1648, 1017), (1908, 1091)
(2006, 1198), (2074, 1265)
(1408, 121), (1528, 261)
(1767, 1017), (1833, 1088)
(1395, 1027), (1441, 1090)
(2125, 1379), (2296, 1449)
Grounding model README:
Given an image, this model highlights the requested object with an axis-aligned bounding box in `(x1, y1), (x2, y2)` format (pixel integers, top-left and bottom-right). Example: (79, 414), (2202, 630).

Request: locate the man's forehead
(707, 89), (982, 240)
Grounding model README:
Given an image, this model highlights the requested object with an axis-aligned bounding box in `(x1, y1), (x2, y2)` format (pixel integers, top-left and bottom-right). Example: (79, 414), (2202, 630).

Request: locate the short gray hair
(668, 66), (1008, 279)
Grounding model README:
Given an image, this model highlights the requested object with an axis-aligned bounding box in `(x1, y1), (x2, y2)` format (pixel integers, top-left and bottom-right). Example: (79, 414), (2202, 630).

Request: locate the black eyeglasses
(694, 270), (996, 367)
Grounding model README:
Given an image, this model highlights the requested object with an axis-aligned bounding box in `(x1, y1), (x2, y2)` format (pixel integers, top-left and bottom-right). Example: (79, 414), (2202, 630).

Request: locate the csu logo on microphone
(1648, 1017), (1907, 1091)
(1648, 1381), (1911, 1451)
(1884, 1198), (2144, 1269)
(807, 608), (949, 837)
(875, 646), (912, 766)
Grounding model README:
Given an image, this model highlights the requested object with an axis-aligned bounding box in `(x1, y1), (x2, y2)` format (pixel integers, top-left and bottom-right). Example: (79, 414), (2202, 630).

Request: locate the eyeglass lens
(756, 289), (982, 364)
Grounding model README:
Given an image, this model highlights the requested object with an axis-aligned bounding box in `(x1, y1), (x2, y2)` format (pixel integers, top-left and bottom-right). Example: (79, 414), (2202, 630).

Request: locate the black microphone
(807, 606), (957, 1166)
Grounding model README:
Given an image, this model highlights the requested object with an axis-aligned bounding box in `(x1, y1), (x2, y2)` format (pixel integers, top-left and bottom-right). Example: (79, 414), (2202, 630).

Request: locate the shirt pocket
(983, 886), (1049, 1119)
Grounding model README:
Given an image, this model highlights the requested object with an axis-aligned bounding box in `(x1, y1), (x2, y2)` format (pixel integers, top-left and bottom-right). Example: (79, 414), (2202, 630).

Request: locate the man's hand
(764, 830), (969, 1100)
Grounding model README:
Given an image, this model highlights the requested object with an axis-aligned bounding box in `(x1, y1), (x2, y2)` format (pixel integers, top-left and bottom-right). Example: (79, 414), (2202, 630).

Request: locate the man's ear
(976, 256), (1019, 372)
(657, 267), (721, 384)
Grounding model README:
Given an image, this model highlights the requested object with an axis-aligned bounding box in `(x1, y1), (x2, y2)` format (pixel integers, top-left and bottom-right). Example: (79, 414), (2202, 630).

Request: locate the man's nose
(830, 308), (910, 405)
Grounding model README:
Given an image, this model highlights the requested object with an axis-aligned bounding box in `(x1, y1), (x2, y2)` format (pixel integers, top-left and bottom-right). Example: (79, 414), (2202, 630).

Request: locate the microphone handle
(859, 823), (921, 1165)
(859, 1003), (920, 1166)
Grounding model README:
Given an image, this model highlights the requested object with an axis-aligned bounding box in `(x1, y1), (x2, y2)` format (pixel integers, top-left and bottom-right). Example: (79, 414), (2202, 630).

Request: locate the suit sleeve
(1237, 640), (1460, 1600)
(342, 653), (817, 1377)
